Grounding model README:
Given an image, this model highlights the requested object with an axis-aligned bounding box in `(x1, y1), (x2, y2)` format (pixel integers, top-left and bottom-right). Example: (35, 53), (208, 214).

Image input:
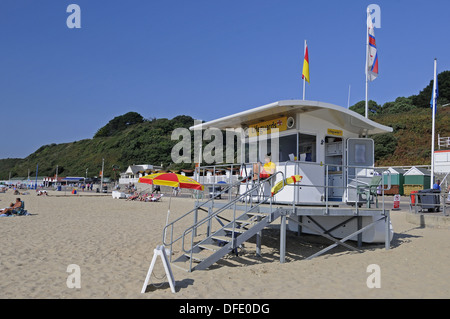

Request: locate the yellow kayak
(271, 175), (303, 196)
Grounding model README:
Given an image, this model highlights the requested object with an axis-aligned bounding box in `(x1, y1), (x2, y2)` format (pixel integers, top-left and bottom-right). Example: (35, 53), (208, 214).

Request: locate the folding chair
(356, 175), (382, 208)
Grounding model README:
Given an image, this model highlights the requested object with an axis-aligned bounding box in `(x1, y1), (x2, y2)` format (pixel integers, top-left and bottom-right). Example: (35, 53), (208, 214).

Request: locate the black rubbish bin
(208, 186), (222, 199)
(417, 189), (440, 212)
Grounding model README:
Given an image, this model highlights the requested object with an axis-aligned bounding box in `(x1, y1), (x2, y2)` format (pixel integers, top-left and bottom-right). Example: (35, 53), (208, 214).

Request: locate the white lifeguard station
(161, 100), (394, 272)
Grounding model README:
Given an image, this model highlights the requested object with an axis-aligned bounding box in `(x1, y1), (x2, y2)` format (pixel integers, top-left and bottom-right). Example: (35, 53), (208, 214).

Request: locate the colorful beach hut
(383, 167), (405, 195)
(403, 166), (431, 195)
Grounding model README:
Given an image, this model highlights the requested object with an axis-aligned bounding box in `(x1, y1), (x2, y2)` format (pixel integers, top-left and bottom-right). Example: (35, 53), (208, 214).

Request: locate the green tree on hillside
(379, 96), (417, 115)
(94, 112), (145, 138)
(411, 70), (450, 108)
(349, 100), (381, 117)
(350, 71), (450, 116)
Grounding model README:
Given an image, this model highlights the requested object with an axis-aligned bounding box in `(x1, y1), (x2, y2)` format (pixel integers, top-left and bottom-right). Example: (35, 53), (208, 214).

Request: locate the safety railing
(162, 170), (284, 264)
(180, 173), (285, 271)
(195, 161), (393, 214)
(409, 190), (449, 214)
(276, 160), (391, 214)
(194, 162), (272, 202)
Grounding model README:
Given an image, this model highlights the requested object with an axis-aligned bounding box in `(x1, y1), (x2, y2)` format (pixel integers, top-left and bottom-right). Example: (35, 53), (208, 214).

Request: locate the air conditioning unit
(287, 116), (295, 129)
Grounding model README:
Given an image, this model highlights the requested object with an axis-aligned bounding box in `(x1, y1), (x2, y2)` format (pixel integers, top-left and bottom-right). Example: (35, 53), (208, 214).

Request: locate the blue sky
(1, 0), (449, 158)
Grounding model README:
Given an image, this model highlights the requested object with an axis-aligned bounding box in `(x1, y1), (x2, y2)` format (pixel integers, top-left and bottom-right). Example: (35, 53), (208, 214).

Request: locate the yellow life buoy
(271, 175), (303, 196)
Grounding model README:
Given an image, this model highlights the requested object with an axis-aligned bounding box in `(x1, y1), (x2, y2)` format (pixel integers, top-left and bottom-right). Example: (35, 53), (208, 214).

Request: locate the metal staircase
(162, 172), (285, 272)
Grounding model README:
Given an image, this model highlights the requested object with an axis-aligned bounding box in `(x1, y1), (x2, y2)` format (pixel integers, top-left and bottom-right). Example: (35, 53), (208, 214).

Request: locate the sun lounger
(151, 194), (163, 202)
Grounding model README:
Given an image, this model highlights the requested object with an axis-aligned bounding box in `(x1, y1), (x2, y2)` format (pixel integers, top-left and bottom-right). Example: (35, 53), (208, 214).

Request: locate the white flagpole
(431, 58), (437, 187)
(365, 9), (370, 118)
(303, 40), (306, 100)
(303, 74), (305, 100)
(347, 84), (351, 108)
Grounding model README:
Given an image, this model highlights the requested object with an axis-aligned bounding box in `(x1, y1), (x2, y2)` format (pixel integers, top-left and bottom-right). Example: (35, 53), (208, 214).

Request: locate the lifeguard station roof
(190, 100), (393, 135)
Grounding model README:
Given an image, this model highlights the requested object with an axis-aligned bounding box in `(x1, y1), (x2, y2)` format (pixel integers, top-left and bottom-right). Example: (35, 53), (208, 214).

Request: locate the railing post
(206, 207), (212, 237)
(385, 209), (391, 250)
(256, 214), (262, 257)
(325, 164), (329, 215)
(280, 212), (286, 263)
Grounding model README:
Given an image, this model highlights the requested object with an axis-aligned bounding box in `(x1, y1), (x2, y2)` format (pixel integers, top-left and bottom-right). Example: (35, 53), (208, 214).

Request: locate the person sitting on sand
(0, 203), (14, 215)
(127, 192), (139, 201)
(0, 198), (22, 216)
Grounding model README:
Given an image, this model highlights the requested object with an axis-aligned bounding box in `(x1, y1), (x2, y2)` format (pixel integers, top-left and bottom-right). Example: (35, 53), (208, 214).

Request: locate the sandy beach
(0, 189), (448, 299)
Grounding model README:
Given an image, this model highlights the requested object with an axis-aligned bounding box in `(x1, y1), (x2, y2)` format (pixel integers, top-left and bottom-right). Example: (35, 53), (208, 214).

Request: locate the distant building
(43, 176), (64, 187)
(119, 164), (162, 185)
(0, 176), (46, 188)
(435, 135), (450, 173)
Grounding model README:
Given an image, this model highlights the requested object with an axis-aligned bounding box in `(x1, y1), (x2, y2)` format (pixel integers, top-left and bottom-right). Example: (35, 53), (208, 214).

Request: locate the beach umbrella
(138, 173), (204, 242)
(138, 172), (204, 191)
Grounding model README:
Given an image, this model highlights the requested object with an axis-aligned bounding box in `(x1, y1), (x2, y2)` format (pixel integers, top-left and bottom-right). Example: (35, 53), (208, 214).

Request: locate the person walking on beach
(152, 185), (161, 194)
(433, 179), (441, 191)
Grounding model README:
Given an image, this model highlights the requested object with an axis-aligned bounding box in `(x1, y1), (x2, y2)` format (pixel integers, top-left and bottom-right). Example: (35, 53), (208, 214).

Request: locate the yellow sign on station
(248, 116), (288, 137)
(327, 128), (343, 136)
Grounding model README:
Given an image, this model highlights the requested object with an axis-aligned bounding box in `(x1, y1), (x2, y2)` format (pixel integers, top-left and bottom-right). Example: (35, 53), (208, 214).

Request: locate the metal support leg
(193, 208), (198, 237)
(206, 207), (212, 237)
(357, 216), (362, 248)
(280, 214), (286, 263)
(385, 210), (391, 250)
(256, 231), (261, 257)
(256, 216), (262, 257)
(297, 216), (302, 236)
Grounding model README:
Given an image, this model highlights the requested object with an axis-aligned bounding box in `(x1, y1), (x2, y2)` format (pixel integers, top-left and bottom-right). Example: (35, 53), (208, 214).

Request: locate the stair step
(171, 258), (191, 271)
(224, 227), (245, 233)
(198, 243), (221, 251)
(212, 235), (232, 242)
(184, 250), (213, 262)
(247, 212), (269, 217)
(235, 219), (256, 225)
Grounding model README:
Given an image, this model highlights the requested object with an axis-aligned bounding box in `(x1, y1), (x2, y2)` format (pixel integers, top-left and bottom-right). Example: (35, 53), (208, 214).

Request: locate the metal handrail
(280, 160), (392, 214)
(181, 171), (284, 271)
(162, 175), (247, 248)
(409, 189), (448, 214)
(162, 170), (283, 252)
(163, 160), (395, 271)
(180, 171), (285, 255)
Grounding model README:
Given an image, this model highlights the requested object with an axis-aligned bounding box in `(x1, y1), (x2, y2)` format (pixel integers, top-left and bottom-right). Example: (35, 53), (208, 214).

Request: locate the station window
(278, 134), (298, 162)
(299, 133), (316, 162)
(244, 133), (316, 163)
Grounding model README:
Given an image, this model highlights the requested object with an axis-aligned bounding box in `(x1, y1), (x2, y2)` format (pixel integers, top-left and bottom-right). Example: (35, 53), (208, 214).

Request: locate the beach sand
(0, 189), (448, 299)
